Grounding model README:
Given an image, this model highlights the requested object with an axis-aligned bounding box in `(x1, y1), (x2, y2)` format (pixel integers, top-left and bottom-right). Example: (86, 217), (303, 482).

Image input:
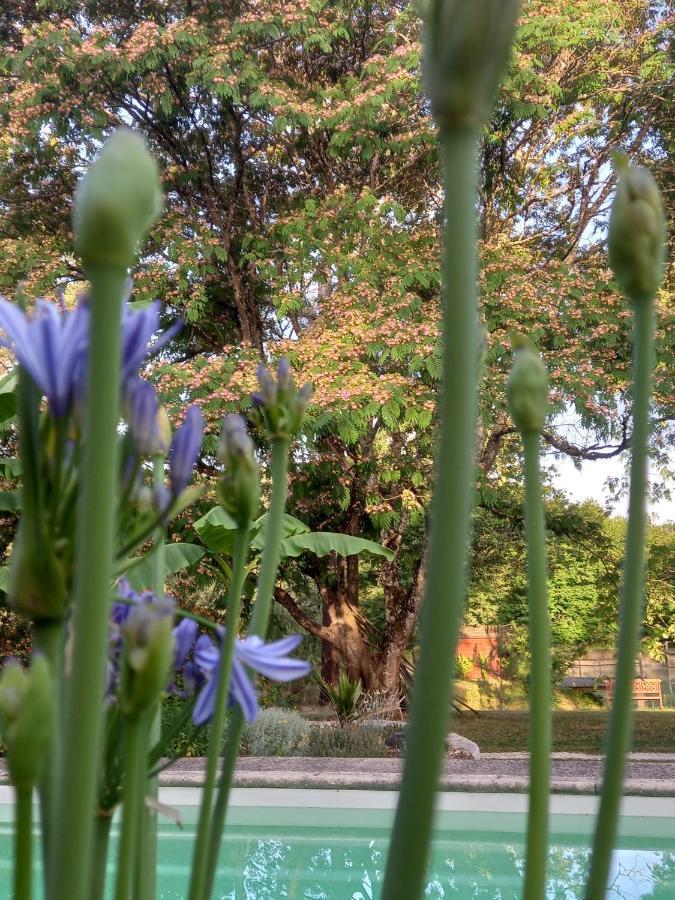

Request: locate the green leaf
(279, 532), (394, 561)
(193, 505), (240, 553)
(124, 543), (206, 592)
(250, 513), (310, 550)
(0, 490), (20, 512)
(0, 458), (21, 479)
(0, 370), (17, 424)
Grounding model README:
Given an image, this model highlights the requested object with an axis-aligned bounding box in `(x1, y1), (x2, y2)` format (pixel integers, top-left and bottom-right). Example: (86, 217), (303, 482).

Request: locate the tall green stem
(521, 430), (551, 900)
(50, 265), (126, 900)
(250, 438), (289, 635)
(90, 813), (113, 900)
(584, 300), (655, 899)
(32, 618), (63, 882)
(188, 527), (250, 900)
(202, 437), (290, 898)
(115, 712), (151, 900)
(134, 458), (166, 900)
(14, 786), (33, 900)
(381, 127), (480, 900)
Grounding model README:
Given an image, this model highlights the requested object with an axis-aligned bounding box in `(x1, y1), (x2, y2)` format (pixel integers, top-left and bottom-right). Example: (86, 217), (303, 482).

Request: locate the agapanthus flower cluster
(0, 287), (205, 525)
(0, 291), (180, 421)
(108, 581), (310, 724)
(250, 359), (312, 440)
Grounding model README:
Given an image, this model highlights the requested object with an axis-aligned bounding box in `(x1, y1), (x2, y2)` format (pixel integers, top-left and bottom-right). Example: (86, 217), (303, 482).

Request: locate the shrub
(455, 654), (474, 679)
(317, 670), (363, 726)
(242, 707), (310, 757)
(305, 724), (390, 757)
(161, 695), (211, 757)
(355, 689), (405, 723)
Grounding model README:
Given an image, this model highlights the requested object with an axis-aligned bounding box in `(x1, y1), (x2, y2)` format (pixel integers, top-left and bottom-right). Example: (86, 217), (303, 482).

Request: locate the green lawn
(454, 710), (675, 754)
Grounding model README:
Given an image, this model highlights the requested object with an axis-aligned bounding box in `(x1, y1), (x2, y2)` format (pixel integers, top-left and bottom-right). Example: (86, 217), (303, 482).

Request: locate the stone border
(2, 754), (674, 796)
(155, 755), (675, 796)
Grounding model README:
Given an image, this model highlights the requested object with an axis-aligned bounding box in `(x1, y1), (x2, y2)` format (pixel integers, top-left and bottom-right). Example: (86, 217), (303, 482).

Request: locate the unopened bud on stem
(250, 359), (312, 441)
(507, 335), (548, 434)
(217, 414), (260, 527)
(0, 656), (53, 789)
(120, 600), (174, 718)
(73, 129), (163, 271)
(424, 0), (522, 131)
(608, 157), (666, 305)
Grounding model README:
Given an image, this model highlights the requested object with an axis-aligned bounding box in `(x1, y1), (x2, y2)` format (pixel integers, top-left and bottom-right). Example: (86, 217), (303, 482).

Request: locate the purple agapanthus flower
(107, 580), (198, 699)
(169, 405), (204, 496)
(0, 294), (182, 418)
(192, 632), (311, 726)
(126, 376), (162, 457)
(0, 297), (89, 417)
(121, 301), (182, 385)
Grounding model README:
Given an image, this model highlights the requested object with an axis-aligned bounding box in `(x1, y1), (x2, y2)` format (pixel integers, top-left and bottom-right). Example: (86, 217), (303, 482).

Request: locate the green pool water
(1, 794), (674, 898)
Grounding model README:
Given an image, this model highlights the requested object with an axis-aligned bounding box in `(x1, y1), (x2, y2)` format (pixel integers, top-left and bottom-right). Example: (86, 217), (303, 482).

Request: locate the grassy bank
(454, 710), (675, 754)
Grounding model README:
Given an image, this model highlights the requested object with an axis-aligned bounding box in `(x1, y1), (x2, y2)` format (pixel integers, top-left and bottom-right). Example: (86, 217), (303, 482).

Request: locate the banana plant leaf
(279, 532), (394, 561)
(124, 542), (206, 592)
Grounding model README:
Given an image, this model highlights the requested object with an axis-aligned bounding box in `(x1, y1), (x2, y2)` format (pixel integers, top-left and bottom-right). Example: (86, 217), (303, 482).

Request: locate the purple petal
(173, 618), (198, 669)
(127, 377), (160, 456)
(193, 671), (218, 726)
(194, 634), (218, 672)
(121, 303), (161, 382)
(229, 657), (259, 722)
(235, 634), (311, 682)
(169, 405), (204, 495)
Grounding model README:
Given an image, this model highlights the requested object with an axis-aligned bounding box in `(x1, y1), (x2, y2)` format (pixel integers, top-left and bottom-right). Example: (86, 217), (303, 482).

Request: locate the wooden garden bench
(604, 678), (663, 709)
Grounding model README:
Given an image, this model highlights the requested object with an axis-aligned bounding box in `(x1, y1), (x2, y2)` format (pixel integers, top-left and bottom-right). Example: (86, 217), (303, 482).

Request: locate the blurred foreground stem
(584, 299), (655, 898)
(201, 437), (290, 899)
(521, 429), (551, 899)
(115, 711), (152, 900)
(134, 457), (166, 900)
(14, 786), (32, 900)
(188, 526), (249, 900)
(381, 126), (480, 900)
(32, 618), (63, 881)
(50, 265), (126, 900)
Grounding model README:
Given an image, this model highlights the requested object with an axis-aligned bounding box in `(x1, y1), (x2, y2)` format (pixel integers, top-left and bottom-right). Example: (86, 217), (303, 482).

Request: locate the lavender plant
(0, 5), (667, 900)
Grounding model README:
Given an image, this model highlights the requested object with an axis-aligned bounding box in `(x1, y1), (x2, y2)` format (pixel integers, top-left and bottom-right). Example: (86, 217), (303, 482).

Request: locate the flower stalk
(188, 525), (250, 900)
(584, 299), (656, 898)
(202, 434), (290, 898)
(49, 266), (127, 900)
(114, 709), (153, 900)
(381, 5), (520, 897)
(584, 161), (664, 900)
(50, 129), (162, 900)
(506, 336), (552, 899)
(14, 786), (33, 900)
(134, 456), (167, 900)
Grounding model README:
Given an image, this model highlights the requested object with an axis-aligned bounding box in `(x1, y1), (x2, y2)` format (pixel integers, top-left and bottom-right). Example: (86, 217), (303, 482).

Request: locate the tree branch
(274, 586), (332, 641)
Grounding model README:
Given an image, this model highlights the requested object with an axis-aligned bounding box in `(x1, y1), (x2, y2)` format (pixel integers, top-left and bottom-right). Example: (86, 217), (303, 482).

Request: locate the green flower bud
(9, 516), (69, 622)
(250, 359), (312, 441)
(424, 0), (522, 130)
(217, 414), (261, 527)
(73, 129), (163, 270)
(608, 157), (666, 305)
(0, 656), (53, 789)
(120, 600), (174, 718)
(156, 406), (172, 457)
(506, 335), (548, 434)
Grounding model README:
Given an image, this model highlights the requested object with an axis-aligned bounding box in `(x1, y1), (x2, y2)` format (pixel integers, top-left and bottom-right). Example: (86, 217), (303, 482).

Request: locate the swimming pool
(1, 789), (673, 898)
